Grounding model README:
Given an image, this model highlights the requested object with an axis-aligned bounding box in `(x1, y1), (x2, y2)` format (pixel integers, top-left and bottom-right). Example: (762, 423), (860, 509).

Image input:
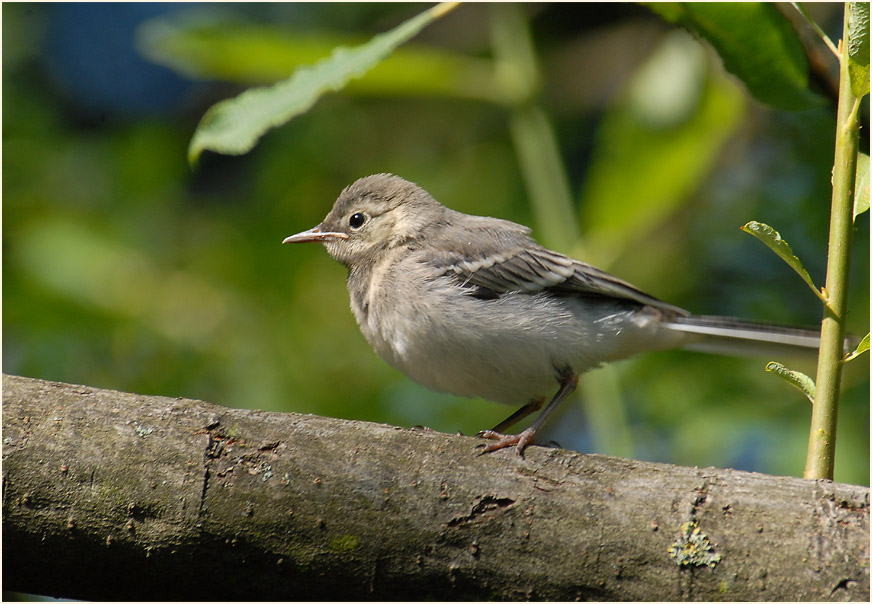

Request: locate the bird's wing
(427, 226), (688, 316)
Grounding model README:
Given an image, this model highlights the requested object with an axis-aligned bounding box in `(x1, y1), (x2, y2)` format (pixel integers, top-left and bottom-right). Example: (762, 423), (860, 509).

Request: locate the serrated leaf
(848, 1), (870, 98)
(766, 361), (816, 403)
(645, 2), (825, 110)
(843, 333), (870, 362)
(855, 152), (870, 220)
(741, 221), (825, 302)
(137, 16), (499, 101)
(188, 2), (459, 165)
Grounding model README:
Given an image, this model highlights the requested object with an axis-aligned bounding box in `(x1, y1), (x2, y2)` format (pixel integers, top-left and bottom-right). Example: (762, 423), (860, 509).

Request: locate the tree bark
(2, 373), (869, 601)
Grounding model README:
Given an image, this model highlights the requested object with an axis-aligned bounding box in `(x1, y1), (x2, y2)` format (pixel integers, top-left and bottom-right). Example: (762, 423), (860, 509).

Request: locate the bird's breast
(348, 265), (571, 404)
(345, 255), (681, 405)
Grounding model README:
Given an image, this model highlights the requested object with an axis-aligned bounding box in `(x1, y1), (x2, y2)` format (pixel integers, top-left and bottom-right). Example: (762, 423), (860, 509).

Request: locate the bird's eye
(348, 212), (368, 229)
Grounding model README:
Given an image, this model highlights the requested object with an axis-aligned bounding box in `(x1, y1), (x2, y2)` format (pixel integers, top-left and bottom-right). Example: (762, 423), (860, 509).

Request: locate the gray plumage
(283, 173), (824, 453)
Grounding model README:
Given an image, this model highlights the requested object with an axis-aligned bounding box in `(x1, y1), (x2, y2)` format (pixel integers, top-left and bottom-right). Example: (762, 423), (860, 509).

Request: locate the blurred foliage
(2, 3), (868, 486)
(646, 2), (825, 110)
(579, 28), (745, 265)
(184, 3), (462, 163)
(137, 8), (499, 99)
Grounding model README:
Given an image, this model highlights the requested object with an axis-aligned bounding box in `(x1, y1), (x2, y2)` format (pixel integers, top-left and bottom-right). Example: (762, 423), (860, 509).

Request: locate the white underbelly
(354, 278), (678, 405)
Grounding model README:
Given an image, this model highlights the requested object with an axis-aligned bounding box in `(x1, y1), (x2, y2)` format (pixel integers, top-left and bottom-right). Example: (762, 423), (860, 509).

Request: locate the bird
(283, 173), (824, 454)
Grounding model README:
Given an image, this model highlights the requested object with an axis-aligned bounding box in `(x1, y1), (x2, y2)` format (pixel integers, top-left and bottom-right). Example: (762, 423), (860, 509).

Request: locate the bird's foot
(477, 428), (536, 455)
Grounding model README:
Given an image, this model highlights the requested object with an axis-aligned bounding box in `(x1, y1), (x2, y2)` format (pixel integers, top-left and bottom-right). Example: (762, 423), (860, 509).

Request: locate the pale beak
(282, 226), (349, 244)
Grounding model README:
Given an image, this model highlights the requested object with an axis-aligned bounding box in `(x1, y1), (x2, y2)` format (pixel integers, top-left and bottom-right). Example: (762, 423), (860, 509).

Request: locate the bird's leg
(479, 370), (579, 455)
(486, 396), (546, 434)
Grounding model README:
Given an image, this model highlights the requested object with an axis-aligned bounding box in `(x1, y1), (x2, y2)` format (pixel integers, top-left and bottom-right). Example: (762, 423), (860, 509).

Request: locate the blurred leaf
(847, 1), (870, 98)
(645, 2), (825, 110)
(580, 30), (745, 261)
(741, 221), (826, 303)
(187, 2), (459, 164)
(765, 361), (816, 403)
(16, 217), (234, 349)
(489, 3), (578, 251)
(855, 152), (870, 220)
(843, 333), (870, 362)
(138, 15), (498, 100)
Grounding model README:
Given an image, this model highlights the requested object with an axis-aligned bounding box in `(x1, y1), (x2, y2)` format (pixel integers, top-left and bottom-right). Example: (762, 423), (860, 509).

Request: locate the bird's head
(283, 173), (445, 268)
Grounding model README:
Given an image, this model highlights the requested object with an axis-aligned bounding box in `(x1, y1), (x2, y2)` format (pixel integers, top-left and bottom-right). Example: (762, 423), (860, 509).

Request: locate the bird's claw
(476, 428), (536, 455)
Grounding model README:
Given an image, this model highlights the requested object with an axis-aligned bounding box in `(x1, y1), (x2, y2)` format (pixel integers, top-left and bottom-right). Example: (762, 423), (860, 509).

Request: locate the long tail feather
(665, 315), (831, 358)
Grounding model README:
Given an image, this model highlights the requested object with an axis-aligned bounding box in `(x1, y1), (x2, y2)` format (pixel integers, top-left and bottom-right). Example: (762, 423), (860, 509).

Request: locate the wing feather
(425, 219), (688, 316)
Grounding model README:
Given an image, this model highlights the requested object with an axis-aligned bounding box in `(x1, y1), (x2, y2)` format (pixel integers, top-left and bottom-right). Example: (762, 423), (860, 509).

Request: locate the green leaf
(847, 1), (870, 98)
(765, 361), (816, 403)
(645, 2), (825, 110)
(138, 15), (499, 101)
(187, 2), (459, 165)
(741, 221), (826, 303)
(855, 152), (870, 221)
(843, 333), (870, 362)
(791, 2), (840, 59)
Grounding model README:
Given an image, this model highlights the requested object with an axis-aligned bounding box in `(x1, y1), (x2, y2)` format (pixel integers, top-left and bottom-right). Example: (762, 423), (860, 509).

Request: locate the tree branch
(3, 374), (869, 601)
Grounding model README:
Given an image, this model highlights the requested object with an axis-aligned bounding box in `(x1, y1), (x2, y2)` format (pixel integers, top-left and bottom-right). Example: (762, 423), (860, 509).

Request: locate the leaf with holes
(741, 221), (825, 303)
(847, 1), (870, 98)
(766, 361), (816, 403)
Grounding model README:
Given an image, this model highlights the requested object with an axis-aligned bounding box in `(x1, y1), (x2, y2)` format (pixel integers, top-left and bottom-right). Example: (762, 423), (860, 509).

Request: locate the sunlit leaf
(138, 15), (498, 100)
(847, 1), (870, 98)
(645, 2), (825, 110)
(765, 361), (816, 403)
(843, 333), (870, 362)
(187, 2), (459, 165)
(741, 221), (826, 303)
(855, 152), (870, 221)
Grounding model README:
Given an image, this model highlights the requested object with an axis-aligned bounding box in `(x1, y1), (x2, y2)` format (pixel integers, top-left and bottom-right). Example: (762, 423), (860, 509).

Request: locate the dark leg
(486, 396), (545, 434)
(479, 371), (579, 455)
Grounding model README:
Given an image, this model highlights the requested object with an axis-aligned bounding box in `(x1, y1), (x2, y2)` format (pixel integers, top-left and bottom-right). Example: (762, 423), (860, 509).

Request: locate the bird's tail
(663, 315), (853, 359)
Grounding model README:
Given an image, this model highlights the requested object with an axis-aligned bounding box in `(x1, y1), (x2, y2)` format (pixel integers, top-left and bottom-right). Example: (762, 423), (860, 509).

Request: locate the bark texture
(3, 373), (869, 601)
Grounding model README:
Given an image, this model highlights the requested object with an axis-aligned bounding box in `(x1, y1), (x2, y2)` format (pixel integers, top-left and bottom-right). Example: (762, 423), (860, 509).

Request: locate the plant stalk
(803, 6), (860, 480)
(488, 3), (579, 252)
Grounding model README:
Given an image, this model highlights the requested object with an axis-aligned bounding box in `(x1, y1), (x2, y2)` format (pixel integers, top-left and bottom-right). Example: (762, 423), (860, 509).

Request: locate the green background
(3, 3), (868, 485)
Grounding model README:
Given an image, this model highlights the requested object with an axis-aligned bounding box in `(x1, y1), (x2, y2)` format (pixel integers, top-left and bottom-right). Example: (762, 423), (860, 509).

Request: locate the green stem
(803, 5), (860, 480)
(508, 106), (580, 251)
(488, 3), (578, 252)
(791, 2), (840, 59)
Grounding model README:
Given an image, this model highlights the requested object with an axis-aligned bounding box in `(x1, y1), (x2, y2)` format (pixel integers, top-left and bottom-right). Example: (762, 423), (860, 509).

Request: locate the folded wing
(425, 220), (688, 316)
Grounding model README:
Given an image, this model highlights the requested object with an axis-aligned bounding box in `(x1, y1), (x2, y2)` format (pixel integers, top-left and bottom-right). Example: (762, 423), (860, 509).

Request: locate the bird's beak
(282, 226), (349, 244)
